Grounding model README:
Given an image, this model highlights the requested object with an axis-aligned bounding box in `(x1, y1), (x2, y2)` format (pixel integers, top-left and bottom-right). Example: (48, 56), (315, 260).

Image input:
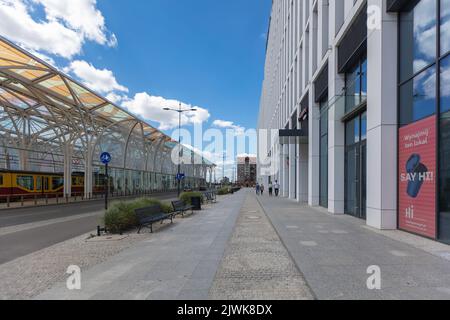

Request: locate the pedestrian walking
(274, 180), (280, 197)
(260, 184), (265, 196)
(268, 182), (273, 196)
(256, 183), (260, 195)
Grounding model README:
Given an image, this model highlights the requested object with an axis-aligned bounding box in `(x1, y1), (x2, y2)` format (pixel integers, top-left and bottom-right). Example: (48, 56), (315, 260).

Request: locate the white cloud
(66, 60), (128, 94)
(29, 49), (55, 66)
(0, 0), (115, 58)
(212, 119), (245, 135)
(106, 92), (127, 104)
(33, 0), (116, 47)
(122, 92), (210, 130)
(237, 153), (257, 158)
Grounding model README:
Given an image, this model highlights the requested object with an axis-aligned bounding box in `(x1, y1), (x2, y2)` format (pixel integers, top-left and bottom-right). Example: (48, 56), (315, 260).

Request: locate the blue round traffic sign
(100, 152), (112, 164)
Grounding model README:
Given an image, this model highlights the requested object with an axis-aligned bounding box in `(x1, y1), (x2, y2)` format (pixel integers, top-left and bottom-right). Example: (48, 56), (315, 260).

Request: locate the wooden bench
(172, 200), (194, 218)
(135, 205), (174, 234)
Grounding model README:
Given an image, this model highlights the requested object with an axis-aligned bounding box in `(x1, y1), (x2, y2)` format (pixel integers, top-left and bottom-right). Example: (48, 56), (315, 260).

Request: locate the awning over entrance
(278, 129), (308, 145)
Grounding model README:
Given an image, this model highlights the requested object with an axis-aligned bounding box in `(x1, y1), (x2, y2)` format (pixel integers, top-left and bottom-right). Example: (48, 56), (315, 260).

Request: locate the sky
(0, 0), (272, 179)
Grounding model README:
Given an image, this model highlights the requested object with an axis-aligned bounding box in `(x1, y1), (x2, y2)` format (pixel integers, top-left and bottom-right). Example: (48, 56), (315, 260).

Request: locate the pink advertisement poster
(398, 116), (437, 239)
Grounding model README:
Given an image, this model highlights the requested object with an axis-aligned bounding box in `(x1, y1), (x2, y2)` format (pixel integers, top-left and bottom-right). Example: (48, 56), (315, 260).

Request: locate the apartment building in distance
(237, 156), (257, 187)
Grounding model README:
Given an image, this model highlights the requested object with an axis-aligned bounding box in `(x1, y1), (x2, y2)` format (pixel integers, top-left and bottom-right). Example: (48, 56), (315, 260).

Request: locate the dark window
(52, 177), (64, 190)
(345, 112), (367, 219)
(441, 55), (450, 114)
(17, 176), (34, 190)
(399, 0), (437, 83)
(361, 112), (367, 141)
(0, 174), (3, 186)
(439, 56), (450, 241)
(345, 56), (367, 114)
(441, 0), (450, 55)
(400, 65), (437, 126)
(346, 116), (361, 145)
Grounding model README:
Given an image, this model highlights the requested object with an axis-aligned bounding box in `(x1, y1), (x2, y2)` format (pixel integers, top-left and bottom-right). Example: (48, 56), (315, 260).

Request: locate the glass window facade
(345, 56), (367, 114)
(345, 112), (367, 219)
(441, 0), (450, 55)
(399, 0), (450, 242)
(439, 55), (450, 241)
(400, 65), (437, 126)
(400, 0), (437, 83)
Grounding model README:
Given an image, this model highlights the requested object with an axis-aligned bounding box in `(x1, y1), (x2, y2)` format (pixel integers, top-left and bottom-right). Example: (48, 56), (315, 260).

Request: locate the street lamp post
(163, 103), (197, 197)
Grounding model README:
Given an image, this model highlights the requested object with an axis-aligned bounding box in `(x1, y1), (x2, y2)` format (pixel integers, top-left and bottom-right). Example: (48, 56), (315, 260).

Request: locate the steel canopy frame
(0, 36), (215, 198)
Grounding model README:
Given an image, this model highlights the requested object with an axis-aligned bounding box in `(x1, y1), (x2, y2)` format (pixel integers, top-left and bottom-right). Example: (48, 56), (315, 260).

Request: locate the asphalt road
(0, 193), (177, 265)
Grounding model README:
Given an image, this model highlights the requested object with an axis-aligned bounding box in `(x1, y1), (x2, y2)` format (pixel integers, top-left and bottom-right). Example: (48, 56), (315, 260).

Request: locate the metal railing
(0, 189), (181, 209)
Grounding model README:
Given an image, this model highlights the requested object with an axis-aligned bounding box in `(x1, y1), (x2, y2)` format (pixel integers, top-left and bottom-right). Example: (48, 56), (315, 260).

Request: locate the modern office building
(237, 156), (257, 187)
(258, 0), (450, 242)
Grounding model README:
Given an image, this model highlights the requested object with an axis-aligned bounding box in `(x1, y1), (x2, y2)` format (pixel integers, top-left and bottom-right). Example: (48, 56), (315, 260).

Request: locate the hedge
(104, 198), (172, 234)
(179, 191), (204, 205)
(217, 187), (231, 195)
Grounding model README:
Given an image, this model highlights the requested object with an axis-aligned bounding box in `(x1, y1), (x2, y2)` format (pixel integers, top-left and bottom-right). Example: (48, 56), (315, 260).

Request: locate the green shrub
(179, 191), (204, 205)
(217, 187), (230, 195)
(104, 197), (172, 234)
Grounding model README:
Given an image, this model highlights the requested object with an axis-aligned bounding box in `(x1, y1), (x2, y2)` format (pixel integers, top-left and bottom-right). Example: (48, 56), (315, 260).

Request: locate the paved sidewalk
(209, 194), (313, 300)
(257, 195), (450, 300)
(37, 192), (246, 300)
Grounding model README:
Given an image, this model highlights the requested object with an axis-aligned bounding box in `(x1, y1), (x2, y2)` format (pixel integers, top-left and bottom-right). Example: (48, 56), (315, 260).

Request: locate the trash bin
(191, 196), (202, 210)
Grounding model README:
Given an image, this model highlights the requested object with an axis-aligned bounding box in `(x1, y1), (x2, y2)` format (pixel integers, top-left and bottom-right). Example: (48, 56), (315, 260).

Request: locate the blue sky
(0, 0), (271, 177)
(94, 0), (271, 130)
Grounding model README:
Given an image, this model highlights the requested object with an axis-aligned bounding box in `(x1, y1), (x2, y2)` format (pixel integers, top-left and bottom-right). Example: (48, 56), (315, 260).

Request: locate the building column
(282, 143), (289, 197)
(63, 143), (72, 198)
(298, 143), (309, 203)
(366, 0), (398, 229)
(84, 141), (93, 199)
(276, 142), (282, 191)
(289, 142), (296, 199)
(327, 0), (346, 214)
(308, 93), (320, 206)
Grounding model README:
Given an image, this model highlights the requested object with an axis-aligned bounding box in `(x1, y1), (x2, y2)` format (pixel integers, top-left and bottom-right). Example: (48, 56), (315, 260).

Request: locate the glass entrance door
(345, 112), (367, 219)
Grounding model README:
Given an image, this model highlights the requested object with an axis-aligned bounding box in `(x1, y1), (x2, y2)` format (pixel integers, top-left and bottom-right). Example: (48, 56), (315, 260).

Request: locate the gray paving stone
(37, 192), (246, 300)
(209, 194), (314, 300)
(257, 195), (450, 300)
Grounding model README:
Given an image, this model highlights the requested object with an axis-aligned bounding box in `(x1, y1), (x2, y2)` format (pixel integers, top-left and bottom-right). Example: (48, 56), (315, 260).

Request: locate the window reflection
(400, 66), (436, 125)
(400, 0), (437, 81)
(441, 0), (450, 55)
(441, 55), (450, 114)
(345, 56), (367, 114)
(440, 115), (450, 212)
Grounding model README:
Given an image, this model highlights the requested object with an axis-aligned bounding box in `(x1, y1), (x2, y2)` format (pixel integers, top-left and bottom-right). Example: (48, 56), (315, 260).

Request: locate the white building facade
(258, 0), (450, 243)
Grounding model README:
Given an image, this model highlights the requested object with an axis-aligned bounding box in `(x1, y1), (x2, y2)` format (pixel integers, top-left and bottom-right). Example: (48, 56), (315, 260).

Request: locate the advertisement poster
(399, 116), (437, 238)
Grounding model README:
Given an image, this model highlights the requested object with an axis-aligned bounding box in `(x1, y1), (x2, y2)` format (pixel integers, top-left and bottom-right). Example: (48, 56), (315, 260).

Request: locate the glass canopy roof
(0, 36), (214, 168)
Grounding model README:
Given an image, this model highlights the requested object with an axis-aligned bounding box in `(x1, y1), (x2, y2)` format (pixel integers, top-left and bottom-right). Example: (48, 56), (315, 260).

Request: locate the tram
(0, 170), (105, 197)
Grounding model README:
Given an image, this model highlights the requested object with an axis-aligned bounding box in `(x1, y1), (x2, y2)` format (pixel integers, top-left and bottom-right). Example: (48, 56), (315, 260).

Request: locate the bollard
(34, 195), (37, 205)
(7, 195), (10, 208)
(45, 194), (48, 205)
(21, 195), (24, 207)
